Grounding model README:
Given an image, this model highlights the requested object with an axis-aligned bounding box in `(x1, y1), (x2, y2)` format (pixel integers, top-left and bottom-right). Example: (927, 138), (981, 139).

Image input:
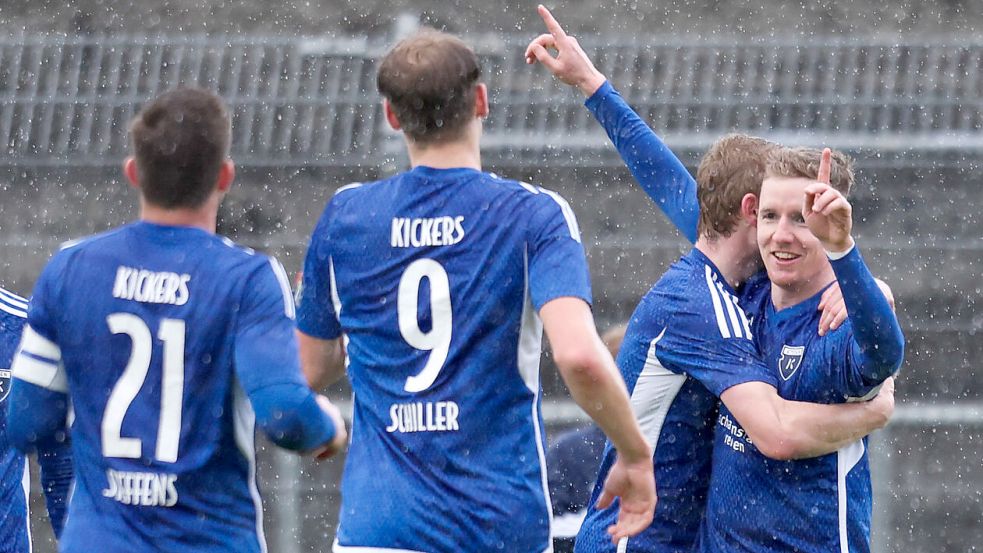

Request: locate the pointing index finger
(817, 147), (832, 185)
(537, 4), (568, 39)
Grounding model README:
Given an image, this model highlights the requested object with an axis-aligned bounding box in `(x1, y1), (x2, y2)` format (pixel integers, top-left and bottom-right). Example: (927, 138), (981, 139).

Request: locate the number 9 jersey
(297, 166), (593, 553)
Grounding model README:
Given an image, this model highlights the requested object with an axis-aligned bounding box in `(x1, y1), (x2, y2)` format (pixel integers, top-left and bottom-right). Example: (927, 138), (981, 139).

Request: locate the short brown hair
(129, 88), (231, 209)
(696, 134), (778, 239)
(765, 147), (855, 196)
(377, 30), (482, 145)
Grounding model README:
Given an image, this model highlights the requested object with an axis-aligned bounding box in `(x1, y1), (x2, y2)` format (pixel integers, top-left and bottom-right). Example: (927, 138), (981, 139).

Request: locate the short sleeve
(526, 189), (592, 310)
(296, 203), (343, 339)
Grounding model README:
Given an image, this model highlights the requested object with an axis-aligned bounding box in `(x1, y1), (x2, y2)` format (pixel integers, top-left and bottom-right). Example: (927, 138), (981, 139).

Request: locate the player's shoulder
(649, 250), (753, 341)
(0, 286), (28, 323)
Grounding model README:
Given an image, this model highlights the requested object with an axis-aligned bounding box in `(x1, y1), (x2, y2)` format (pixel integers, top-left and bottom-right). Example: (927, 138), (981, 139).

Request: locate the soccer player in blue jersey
(527, 6), (900, 553)
(1, 287), (72, 553)
(5, 88), (346, 553)
(296, 30), (656, 553)
(696, 148), (904, 553)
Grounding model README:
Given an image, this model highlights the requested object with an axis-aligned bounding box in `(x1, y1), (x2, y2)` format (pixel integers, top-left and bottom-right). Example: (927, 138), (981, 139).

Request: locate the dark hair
(766, 147), (855, 196)
(696, 133), (779, 239)
(377, 29), (482, 145)
(128, 88), (231, 209)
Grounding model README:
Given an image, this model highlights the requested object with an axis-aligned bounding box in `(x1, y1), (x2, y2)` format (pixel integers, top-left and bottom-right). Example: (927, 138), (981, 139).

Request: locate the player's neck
(770, 265), (836, 310)
(696, 236), (760, 290)
(139, 199), (218, 234)
(405, 132), (482, 171)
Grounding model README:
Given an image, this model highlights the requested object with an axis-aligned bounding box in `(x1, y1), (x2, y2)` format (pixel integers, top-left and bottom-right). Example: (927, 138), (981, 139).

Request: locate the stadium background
(0, 1), (980, 551)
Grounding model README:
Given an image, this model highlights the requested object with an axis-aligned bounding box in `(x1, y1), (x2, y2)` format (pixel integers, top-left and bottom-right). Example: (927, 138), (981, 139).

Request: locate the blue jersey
(8, 222), (334, 553)
(297, 166), (592, 553)
(0, 290), (31, 553)
(585, 81), (903, 553)
(575, 249), (776, 553)
(699, 251), (904, 553)
(1, 288), (72, 553)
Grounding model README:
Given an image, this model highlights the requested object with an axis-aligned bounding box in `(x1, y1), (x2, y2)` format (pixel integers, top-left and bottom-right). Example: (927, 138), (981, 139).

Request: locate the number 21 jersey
(297, 166), (592, 553)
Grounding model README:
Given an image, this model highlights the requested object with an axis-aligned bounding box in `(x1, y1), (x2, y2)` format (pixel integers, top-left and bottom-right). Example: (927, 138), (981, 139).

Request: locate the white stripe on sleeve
(704, 266), (732, 339)
(12, 326), (67, 392)
(268, 257), (296, 320)
(540, 188), (582, 243)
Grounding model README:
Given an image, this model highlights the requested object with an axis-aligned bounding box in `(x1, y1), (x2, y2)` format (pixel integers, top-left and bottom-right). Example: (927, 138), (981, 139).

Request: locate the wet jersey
(575, 249), (776, 553)
(8, 222), (333, 553)
(0, 288), (72, 553)
(699, 250), (904, 553)
(297, 166), (592, 553)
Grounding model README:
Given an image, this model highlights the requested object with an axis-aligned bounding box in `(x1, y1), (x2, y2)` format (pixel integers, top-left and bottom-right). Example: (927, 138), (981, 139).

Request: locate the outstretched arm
(721, 378), (894, 460)
(526, 4), (699, 242)
(541, 297), (655, 543)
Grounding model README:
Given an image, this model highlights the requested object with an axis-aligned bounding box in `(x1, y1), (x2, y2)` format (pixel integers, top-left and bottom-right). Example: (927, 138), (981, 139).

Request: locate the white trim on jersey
(267, 257), (296, 320)
(332, 540), (427, 553)
(328, 257), (351, 372)
(837, 440), (865, 553)
(334, 182), (364, 196)
(12, 325), (68, 392)
(617, 536), (628, 553)
(703, 266), (754, 340)
(22, 460), (32, 553)
(519, 246), (554, 547)
(540, 188), (582, 243)
(704, 266), (732, 339)
(715, 280), (745, 339)
(552, 509), (587, 539)
(232, 383), (268, 553)
(0, 287), (28, 307)
(631, 328), (687, 449)
(0, 288), (27, 318)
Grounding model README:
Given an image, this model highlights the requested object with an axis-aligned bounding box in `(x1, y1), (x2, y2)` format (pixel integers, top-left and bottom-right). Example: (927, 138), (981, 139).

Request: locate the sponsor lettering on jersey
(779, 344), (805, 381)
(0, 367), (10, 402)
(718, 412), (753, 453)
(391, 216), (466, 248)
(385, 401), (460, 433)
(102, 468), (179, 507)
(112, 266), (191, 306)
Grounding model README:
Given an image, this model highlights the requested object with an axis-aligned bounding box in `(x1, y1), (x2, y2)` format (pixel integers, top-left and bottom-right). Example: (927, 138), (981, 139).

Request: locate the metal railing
(1, 35), (981, 166)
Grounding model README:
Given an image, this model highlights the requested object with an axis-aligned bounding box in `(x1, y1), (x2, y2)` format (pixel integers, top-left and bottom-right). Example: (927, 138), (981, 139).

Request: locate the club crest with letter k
(779, 345), (805, 381)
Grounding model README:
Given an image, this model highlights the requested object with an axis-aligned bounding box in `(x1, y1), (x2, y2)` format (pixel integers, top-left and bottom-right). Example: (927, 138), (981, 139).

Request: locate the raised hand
(803, 148), (854, 253)
(524, 4), (607, 97)
(595, 452), (657, 543)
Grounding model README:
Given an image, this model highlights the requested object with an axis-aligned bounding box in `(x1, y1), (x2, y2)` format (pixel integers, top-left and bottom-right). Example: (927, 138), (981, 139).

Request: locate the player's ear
(383, 99), (401, 131)
(216, 159), (235, 193)
(741, 193), (758, 227)
(474, 83), (489, 119)
(123, 157), (140, 190)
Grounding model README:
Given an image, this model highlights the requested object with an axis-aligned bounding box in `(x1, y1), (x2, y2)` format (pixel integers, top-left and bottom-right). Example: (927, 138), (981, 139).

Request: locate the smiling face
(757, 175), (835, 305)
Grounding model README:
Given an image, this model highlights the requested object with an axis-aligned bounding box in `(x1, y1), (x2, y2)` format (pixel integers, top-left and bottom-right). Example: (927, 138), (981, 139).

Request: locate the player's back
(36, 222), (285, 553)
(301, 166), (589, 552)
(0, 289), (30, 553)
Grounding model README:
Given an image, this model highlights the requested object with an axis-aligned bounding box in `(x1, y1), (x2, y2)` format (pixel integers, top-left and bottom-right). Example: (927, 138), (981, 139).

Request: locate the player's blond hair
(696, 133), (778, 240)
(765, 147), (855, 196)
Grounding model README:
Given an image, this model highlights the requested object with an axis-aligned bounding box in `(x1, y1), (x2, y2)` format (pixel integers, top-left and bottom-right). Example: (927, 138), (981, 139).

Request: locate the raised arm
(526, 4), (699, 242)
(721, 378), (894, 460)
(806, 150), (905, 383)
(541, 297), (655, 542)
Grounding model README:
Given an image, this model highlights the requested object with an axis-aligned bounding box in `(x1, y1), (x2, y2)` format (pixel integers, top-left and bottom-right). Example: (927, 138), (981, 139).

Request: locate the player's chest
(760, 325), (830, 402)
